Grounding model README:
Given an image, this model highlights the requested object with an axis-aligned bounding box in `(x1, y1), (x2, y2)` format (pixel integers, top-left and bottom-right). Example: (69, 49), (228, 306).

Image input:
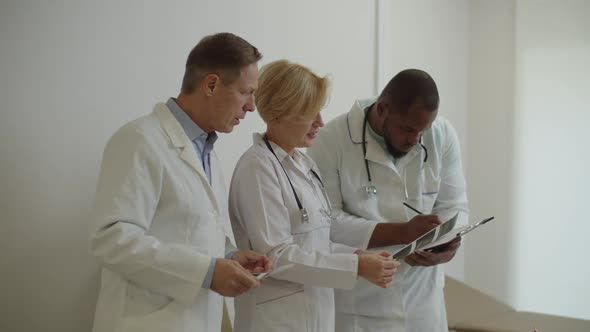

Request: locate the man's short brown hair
(181, 32), (262, 93)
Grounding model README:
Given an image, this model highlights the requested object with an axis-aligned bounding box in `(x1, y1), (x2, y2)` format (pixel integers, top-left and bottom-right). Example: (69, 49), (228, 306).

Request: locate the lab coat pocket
(120, 303), (177, 332)
(254, 278), (305, 305)
(347, 276), (404, 318)
(253, 289), (307, 331)
(291, 216), (330, 252)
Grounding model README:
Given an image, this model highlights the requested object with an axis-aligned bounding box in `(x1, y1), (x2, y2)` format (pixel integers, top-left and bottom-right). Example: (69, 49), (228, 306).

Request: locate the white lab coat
(307, 98), (469, 332)
(90, 103), (236, 332)
(229, 134), (359, 332)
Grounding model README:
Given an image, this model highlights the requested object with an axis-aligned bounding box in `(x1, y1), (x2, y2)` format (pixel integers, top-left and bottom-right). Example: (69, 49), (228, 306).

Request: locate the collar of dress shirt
(166, 97), (217, 146)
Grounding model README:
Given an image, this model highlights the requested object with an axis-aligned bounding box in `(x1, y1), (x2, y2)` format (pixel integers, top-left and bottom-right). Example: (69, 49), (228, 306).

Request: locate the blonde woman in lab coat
(228, 60), (400, 332)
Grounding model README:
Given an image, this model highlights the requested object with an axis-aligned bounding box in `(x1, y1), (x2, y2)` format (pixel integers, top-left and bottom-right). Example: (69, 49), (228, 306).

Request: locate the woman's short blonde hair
(256, 60), (329, 123)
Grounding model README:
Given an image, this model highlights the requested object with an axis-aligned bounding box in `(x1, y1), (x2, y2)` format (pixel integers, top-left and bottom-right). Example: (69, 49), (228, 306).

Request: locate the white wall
(379, 0), (470, 280)
(464, 0), (518, 307)
(465, 0), (590, 321)
(0, 1), (375, 331)
(513, 0), (590, 320)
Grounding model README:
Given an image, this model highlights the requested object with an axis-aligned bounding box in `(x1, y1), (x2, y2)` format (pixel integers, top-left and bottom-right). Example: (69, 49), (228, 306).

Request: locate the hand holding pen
(401, 202), (441, 244)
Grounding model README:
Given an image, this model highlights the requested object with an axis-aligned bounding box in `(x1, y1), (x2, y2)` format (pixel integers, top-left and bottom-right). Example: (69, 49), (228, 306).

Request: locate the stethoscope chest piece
(300, 208), (310, 223)
(365, 184), (377, 196)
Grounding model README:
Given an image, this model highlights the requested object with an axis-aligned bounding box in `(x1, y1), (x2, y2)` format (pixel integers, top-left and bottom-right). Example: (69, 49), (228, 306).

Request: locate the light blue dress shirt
(167, 98), (216, 182)
(167, 98), (233, 289)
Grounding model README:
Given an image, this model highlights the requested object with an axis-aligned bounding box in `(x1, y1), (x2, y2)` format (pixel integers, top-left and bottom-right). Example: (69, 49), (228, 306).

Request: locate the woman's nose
(315, 113), (324, 127)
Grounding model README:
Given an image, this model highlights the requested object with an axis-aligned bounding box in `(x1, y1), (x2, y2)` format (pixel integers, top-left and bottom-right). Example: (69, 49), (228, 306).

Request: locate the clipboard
(423, 216), (494, 252)
(392, 214), (494, 260)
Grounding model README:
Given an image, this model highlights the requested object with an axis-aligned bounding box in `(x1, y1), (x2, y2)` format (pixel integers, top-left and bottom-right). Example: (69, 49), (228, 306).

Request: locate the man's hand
(357, 251), (400, 288)
(404, 238), (461, 266)
(402, 214), (442, 244)
(210, 258), (260, 297)
(231, 250), (272, 274)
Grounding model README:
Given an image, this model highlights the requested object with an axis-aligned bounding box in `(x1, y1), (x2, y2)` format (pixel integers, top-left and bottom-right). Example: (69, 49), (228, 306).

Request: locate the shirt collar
(253, 133), (314, 172)
(167, 97), (216, 144)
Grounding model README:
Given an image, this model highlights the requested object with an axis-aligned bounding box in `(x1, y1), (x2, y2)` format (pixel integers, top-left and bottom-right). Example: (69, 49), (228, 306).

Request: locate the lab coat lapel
(347, 99), (397, 174)
(153, 103), (219, 209)
(364, 135), (396, 172)
(208, 152), (224, 220)
(395, 145), (420, 170)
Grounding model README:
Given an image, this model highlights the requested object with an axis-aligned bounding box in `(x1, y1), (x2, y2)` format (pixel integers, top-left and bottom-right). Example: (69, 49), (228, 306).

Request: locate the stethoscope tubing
(361, 104), (428, 197)
(263, 135), (332, 223)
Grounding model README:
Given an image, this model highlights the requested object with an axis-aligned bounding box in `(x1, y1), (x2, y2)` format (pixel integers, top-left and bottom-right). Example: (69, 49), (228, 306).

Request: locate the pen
(403, 202), (423, 215)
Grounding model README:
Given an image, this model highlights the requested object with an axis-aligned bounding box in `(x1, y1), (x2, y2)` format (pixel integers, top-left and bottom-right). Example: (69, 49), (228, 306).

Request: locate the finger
(383, 259), (400, 269)
(448, 240), (461, 250)
(228, 280), (247, 296)
(248, 260), (264, 270)
(236, 268), (260, 289)
(251, 255), (271, 270)
(426, 250), (454, 264)
(377, 250), (392, 258)
(257, 257), (269, 267)
(251, 266), (265, 274)
(264, 259), (273, 271)
(404, 255), (415, 265)
(382, 260), (398, 269)
(415, 250), (432, 259)
(239, 275), (259, 290)
(383, 269), (395, 278)
(413, 256), (433, 266)
(435, 242), (460, 256)
(234, 259), (253, 271)
(243, 251), (261, 261)
(234, 282), (249, 295)
(441, 250), (457, 262)
(424, 215), (442, 225)
(406, 253), (431, 266)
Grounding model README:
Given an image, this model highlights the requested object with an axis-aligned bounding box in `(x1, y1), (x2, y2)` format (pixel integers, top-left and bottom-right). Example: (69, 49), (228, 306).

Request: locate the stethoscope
(361, 104), (428, 197)
(263, 135), (334, 224)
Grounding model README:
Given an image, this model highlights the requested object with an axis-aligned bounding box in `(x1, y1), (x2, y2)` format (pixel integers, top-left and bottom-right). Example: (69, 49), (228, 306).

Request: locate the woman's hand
(357, 251), (400, 288)
(231, 250), (272, 274)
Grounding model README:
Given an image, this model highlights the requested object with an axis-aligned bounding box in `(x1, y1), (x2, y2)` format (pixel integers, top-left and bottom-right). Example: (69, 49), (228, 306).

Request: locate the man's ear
(376, 102), (387, 118)
(203, 74), (219, 96)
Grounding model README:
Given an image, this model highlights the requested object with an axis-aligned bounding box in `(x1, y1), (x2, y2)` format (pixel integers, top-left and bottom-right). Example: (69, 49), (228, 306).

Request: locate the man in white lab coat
(308, 69), (469, 331)
(90, 33), (270, 332)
